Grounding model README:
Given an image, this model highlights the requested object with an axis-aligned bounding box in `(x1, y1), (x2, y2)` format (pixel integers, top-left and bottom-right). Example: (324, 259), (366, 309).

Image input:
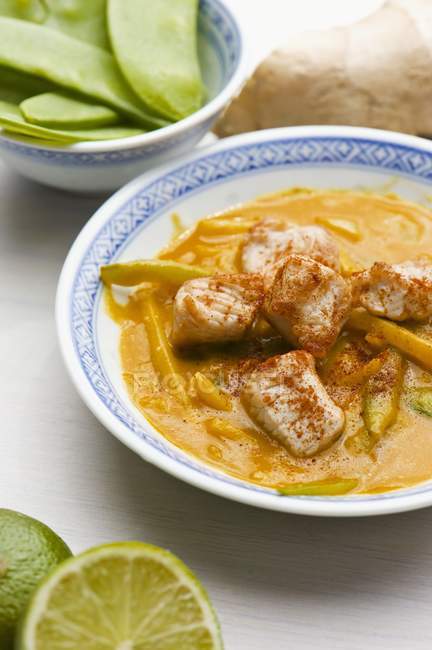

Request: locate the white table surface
(4, 2), (432, 649)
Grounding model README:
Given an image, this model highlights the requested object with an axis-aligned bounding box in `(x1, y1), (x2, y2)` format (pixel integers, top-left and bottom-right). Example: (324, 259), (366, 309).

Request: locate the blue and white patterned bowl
(57, 125), (432, 517)
(0, 0), (245, 194)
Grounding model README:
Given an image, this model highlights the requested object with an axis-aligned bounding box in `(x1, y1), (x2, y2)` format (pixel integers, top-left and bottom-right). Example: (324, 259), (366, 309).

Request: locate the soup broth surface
(106, 189), (432, 493)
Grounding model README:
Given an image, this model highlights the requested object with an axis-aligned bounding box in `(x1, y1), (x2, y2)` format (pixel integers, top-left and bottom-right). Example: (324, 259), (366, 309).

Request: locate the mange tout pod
(0, 100), (141, 142)
(21, 92), (120, 129)
(0, 17), (168, 129)
(108, 0), (203, 121)
(0, 0), (109, 48)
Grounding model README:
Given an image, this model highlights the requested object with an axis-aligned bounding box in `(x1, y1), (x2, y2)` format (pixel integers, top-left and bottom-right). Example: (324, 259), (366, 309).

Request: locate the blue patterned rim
(0, 0), (242, 165)
(60, 128), (432, 515)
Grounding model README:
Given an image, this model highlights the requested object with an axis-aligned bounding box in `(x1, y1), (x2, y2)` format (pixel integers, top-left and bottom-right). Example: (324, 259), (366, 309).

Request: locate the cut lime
(18, 542), (223, 650)
(0, 509), (72, 650)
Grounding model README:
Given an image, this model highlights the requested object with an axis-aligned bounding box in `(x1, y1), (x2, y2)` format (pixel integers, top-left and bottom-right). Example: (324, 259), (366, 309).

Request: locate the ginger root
(215, 0), (432, 137)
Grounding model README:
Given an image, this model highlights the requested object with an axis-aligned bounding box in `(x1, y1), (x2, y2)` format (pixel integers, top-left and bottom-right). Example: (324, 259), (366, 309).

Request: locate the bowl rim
(57, 124), (432, 517)
(0, 0), (247, 155)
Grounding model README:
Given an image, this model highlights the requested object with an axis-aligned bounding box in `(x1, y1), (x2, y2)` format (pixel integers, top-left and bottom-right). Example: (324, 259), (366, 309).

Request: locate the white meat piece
(352, 259), (432, 321)
(242, 350), (345, 457)
(264, 254), (352, 358)
(242, 219), (340, 279)
(171, 273), (264, 347)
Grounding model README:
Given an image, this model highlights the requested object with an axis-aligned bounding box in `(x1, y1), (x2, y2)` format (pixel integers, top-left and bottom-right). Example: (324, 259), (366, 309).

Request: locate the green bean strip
(409, 388), (432, 417)
(141, 295), (189, 405)
(348, 309), (432, 371)
(100, 259), (208, 287)
(363, 349), (404, 438)
(278, 479), (358, 496)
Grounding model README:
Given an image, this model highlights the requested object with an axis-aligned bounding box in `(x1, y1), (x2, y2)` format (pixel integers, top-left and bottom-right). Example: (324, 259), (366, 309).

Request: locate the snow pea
(0, 67), (52, 104)
(0, 17), (169, 130)
(43, 0), (109, 49)
(0, 0), (109, 49)
(0, 0), (46, 23)
(21, 93), (120, 129)
(0, 100), (142, 142)
(108, 0), (203, 121)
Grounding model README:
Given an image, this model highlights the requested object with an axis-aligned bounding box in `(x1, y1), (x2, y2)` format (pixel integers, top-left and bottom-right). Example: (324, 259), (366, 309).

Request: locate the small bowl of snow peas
(0, 0), (245, 194)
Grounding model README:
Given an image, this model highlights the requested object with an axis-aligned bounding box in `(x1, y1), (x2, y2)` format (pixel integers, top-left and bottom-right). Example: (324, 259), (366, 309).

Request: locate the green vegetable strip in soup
(103, 190), (432, 495)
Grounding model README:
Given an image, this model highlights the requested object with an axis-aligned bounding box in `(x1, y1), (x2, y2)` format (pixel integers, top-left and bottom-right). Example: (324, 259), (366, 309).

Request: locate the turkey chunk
(352, 260), (432, 321)
(171, 273), (264, 347)
(242, 219), (340, 280)
(264, 255), (352, 358)
(242, 351), (345, 457)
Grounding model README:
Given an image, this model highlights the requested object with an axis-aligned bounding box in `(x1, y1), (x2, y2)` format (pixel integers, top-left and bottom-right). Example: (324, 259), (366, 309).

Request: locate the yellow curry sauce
(105, 189), (432, 494)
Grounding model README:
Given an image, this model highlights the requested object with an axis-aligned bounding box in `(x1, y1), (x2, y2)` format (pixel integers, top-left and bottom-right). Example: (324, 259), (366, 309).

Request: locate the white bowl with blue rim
(0, 0), (245, 194)
(57, 125), (432, 517)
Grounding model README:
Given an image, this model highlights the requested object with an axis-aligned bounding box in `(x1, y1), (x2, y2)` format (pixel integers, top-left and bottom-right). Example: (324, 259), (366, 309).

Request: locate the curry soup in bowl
(101, 187), (432, 497)
(57, 126), (432, 516)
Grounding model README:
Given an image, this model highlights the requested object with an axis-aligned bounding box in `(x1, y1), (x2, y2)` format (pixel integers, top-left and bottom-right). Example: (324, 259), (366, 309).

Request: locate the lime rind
(0, 509), (71, 650)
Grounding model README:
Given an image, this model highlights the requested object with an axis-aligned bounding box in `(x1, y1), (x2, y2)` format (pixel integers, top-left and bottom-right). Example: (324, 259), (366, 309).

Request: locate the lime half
(18, 542), (223, 650)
